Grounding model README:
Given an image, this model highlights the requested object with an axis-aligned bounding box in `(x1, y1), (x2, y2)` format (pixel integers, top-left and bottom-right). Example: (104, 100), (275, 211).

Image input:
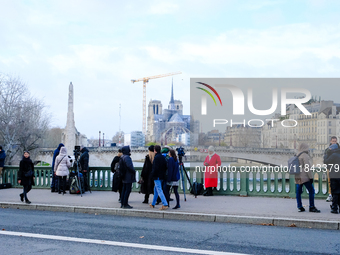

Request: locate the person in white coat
(54, 147), (71, 194)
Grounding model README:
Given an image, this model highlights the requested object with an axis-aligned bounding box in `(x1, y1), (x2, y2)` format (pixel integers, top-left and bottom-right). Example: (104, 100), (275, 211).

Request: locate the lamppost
(99, 131), (101, 148)
(103, 133), (105, 147)
(276, 135), (278, 149)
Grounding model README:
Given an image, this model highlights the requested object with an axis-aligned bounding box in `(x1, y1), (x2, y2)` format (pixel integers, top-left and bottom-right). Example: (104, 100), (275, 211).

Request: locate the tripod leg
(182, 164), (193, 190)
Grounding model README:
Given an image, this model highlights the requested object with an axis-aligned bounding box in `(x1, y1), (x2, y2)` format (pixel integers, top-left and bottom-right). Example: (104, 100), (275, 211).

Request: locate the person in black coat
(79, 147), (90, 191)
(141, 145), (155, 204)
(150, 145), (168, 210)
(324, 143), (340, 213)
(120, 146), (136, 209)
(18, 151), (35, 204)
(0, 146), (6, 180)
(111, 149), (123, 201)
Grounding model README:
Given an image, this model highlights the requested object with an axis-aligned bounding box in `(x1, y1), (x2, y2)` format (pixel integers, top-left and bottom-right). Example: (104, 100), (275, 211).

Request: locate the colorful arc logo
(196, 82), (223, 106)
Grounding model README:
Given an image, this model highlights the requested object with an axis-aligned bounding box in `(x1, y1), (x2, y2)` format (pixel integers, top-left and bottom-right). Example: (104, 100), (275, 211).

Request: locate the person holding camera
(18, 151), (35, 204)
(79, 147), (90, 191)
(54, 147), (71, 195)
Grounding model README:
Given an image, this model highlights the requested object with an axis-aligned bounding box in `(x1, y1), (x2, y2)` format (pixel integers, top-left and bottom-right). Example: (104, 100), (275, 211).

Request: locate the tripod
(72, 158), (83, 197)
(178, 155), (193, 201)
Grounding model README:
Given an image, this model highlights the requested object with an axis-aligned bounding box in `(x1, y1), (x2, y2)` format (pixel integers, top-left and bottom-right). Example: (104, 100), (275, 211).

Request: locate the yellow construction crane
(131, 71), (182, 135)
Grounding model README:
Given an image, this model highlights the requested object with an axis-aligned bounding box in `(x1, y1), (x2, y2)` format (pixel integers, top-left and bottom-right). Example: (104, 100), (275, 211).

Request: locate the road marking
(0, 230), (249, 255)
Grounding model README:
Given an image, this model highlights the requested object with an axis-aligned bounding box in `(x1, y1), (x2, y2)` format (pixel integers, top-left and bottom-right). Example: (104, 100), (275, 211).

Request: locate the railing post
(240, 170), (248, 196)
(289, 174), (296, 198)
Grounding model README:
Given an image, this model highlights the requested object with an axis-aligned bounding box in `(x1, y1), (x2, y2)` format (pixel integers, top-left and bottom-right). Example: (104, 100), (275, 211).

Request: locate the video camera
(176, 146), (185, 157)
(73, 145), (81, 160)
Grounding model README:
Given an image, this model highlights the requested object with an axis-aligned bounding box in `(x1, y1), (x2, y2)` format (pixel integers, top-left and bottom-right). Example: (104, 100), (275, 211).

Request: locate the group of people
(294, 136), (340, 214)
(16, 145), (90, 204)
(111, 145), (181, 210)
(110, 144), (223, 210)
(3, 136), (340, 214)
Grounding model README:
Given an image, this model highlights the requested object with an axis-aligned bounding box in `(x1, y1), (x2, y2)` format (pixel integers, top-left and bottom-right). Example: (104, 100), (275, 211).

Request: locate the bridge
(35, 147), (325, 167)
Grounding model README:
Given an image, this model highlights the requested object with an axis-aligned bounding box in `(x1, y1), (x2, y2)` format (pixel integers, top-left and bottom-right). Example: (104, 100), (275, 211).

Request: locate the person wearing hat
(324, 143), (340, 213)
(203, 146), (221, 196)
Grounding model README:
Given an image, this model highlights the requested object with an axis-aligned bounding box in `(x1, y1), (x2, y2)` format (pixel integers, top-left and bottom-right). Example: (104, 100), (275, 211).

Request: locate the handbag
(25, 168), (34, 177)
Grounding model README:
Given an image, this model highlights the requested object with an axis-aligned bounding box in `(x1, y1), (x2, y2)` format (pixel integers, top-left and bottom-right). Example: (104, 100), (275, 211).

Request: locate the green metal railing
(2, 166), (329, 198)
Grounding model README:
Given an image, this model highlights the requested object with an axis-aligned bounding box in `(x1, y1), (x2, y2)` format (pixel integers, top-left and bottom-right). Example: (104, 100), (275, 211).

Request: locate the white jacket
(54, 147), (71, 177)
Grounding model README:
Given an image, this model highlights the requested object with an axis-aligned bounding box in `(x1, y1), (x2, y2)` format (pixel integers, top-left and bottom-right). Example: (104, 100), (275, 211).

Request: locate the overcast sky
(1, 0), (340, 139)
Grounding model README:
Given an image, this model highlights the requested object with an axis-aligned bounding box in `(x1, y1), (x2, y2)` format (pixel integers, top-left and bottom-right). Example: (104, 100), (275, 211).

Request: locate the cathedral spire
(169, 78), (176, 110)
(170, 77), (174, 104)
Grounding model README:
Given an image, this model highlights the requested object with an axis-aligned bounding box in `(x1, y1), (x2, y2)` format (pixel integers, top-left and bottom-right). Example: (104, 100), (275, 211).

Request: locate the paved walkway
(1, 188), (339, 230)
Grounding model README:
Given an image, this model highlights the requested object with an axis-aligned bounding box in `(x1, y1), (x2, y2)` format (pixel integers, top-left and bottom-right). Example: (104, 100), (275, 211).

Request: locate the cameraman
(79, 147), (90, 191)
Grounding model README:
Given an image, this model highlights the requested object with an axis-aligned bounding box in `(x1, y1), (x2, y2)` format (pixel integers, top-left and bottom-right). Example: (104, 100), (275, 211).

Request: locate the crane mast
(131, 71), (181, 135)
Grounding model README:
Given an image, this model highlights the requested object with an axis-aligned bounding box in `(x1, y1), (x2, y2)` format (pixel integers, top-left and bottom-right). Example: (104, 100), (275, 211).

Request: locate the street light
(99, 131), (101, 148)
(276, 135), (278, 149)
(103, 133), (105, 147)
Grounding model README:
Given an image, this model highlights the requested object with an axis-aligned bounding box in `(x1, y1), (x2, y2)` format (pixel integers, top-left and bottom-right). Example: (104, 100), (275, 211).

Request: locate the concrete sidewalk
(1, 188), (339, 230)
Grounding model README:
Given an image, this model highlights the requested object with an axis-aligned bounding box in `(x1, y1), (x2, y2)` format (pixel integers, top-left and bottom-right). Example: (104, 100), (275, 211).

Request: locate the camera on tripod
(73, 146), (81, 160)
(176, 146), (185, 157)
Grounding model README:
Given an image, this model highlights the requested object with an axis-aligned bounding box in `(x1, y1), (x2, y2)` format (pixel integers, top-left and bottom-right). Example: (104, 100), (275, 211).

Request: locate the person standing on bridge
(203, 146), (221, 196)
(0, 146), (6, 182)
(51, 143), (64, 192)
(120, 146), (136, 209)
(323, 143), (340, 214)
(141, 145), (155, 204)
(54, 147), (71, 195)
(79, 147), (90, 191)
(150, 145), (169, 210)
(295, 143), (320, 213)
(18, 151), (35, 204)
(324, 136), (340, 202)
(111, 149), (123, 201)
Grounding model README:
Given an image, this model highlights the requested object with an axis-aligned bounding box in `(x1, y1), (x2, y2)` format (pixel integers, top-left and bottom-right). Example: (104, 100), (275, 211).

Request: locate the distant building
(147, 80), (199, 145)
(224, 125), (261, 148)
(262, 99), (340, 150)
(124, 131), (145, 147)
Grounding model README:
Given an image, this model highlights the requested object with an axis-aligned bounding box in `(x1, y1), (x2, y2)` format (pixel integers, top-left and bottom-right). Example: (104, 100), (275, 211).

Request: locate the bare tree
(112, 131), (124, 144)
(41, 127), (63, 148)
(0, 74), (50, 164)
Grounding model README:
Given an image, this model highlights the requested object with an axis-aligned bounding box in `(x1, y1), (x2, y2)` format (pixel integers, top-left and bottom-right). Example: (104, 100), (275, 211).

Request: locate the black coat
(18, 157), (35, 186)
(141, 155), (154, 194)
(111, 156), (120, 173)
(324, 149), (340, 193)
(79, 147), (89, 171)
(121, 146), (136, 184)
(150, 153), (167, 181)
(111, 155), (122, 192)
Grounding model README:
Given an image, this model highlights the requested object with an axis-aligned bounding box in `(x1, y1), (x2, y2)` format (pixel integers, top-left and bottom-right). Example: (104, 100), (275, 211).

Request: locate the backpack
(69, 176), (80, 194)
(190, 182), (204, 197)
(288, 152), (306, 175)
